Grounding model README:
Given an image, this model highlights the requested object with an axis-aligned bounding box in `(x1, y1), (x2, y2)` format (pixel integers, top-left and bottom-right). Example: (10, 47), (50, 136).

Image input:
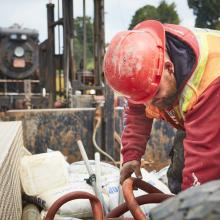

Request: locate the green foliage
(73, 16), (94, 70)
(129, 5), (158, 29)
(157, 1), (180, 24)
(188, 0), (220, 30)
(129, 1), (180, 29)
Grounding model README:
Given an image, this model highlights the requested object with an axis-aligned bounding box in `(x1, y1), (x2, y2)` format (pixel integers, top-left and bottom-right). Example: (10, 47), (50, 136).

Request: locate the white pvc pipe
(77, 140), (93, 175)
(95, 152), (102, 195)
(77, 140), (108, 214)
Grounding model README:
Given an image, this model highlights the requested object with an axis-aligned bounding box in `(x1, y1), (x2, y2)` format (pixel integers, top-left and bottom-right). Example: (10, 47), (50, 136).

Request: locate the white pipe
(95, 152), (102, 195)
(77, 140), (108, 214)
(77, 140), (93, 175)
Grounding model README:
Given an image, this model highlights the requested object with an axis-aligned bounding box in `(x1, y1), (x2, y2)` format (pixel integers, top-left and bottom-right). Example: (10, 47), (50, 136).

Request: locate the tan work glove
(120, 160), (142, 185)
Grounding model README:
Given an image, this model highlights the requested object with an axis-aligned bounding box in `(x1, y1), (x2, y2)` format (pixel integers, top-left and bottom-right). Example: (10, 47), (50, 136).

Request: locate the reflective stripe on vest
(179, 28), (220, 119)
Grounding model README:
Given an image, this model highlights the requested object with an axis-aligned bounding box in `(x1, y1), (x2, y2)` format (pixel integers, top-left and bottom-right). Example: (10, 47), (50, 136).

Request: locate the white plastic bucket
(19, 151), (69, 196)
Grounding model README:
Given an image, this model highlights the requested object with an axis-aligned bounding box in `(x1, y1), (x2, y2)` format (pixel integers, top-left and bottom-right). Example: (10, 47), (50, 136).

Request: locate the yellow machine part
(56, 70), (65, 101)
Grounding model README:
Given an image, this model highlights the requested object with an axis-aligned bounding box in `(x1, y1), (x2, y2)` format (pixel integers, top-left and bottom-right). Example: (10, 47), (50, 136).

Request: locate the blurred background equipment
(0, 24), (48, 110)
(0, 24), (38, 79)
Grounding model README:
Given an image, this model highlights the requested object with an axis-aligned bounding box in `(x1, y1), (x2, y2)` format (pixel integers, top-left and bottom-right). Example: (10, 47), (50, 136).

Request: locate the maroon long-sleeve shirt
(121, 77), (220, 190)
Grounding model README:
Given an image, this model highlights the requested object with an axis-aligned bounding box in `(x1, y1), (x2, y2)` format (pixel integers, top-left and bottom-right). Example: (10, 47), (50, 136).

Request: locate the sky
(0, 0), (195, 44)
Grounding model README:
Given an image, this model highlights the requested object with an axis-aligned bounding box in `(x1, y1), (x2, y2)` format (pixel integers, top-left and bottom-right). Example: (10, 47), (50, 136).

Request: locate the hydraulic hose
(45, 191), (104, 220)
(121, 178), (174, 220)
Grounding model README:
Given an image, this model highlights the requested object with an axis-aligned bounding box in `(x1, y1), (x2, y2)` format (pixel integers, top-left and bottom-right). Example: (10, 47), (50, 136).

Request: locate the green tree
(74, 16), (94, 70)
(129, 5), (158, 29)
(157, 1), (180, 24)
(188, 0), (220, 30)
(129, 1), (180, 29)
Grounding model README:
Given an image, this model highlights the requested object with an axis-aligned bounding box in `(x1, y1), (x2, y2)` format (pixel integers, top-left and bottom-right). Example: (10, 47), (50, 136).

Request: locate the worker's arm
(182, 77), (220, 190)
(120, 100), (153, 184)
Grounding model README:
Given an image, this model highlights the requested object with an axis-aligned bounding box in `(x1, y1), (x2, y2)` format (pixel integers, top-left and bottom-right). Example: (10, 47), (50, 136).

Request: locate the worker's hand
(120, 160), (142, 185)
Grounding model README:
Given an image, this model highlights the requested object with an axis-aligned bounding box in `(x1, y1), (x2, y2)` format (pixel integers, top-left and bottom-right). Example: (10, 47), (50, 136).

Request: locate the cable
(92, 106), (117, 166)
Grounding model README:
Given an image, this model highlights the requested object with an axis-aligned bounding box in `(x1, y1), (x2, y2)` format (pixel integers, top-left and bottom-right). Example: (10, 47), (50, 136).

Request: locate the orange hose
(121, 178), (174, 220)
(45, 191), (104, 220)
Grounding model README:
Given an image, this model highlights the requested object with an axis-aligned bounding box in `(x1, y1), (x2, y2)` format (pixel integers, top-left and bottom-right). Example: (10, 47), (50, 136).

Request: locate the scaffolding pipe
(83, 0), (87, 84)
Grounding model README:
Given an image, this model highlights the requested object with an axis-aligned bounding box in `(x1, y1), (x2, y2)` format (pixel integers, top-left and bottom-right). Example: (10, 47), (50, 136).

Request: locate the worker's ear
(164, 60), (174, 76)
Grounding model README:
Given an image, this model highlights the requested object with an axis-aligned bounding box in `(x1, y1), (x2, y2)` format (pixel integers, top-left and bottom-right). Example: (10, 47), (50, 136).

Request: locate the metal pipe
(0, 93), (47, 96)
(62, 0), (70, 101)
(57, 0), (62, 97)
(47, 3), (56, 107)
(45, 191), (104, 220)
(83, 0), (87, 83)
(0, 79), (39, 83)
(93, 0), (105, 86)
(68, 0), (75, 83)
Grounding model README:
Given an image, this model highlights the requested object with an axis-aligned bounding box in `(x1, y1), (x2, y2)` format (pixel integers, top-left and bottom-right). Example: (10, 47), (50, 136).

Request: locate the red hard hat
(103, 20), (165, 104)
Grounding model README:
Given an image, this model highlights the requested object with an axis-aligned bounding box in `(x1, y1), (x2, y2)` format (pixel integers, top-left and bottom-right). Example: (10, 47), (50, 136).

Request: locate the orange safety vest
(145, 25), (220, 130)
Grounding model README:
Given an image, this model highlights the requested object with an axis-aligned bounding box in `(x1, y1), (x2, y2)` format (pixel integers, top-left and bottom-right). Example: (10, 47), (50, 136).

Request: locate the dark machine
(0, 24), (47, 110)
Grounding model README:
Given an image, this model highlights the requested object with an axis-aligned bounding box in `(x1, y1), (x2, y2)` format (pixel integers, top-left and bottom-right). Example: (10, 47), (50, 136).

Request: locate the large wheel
(150, 180), (220, 220)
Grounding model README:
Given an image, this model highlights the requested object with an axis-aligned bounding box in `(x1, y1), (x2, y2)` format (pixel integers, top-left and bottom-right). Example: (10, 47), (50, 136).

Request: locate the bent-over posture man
(103, 20), (220, 193)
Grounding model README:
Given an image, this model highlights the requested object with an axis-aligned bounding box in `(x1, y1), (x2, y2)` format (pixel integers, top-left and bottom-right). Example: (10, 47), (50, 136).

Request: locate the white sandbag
(68, 160), (120, 210)
(153, 165), (169, 186)
(41, 210), (81, 220)
(39, 180), (109, 219)
(102, 176), (120, 210)
(140, 168), (171, 194)
(68, 160), (119, 182)
(20, 151), (69, 196)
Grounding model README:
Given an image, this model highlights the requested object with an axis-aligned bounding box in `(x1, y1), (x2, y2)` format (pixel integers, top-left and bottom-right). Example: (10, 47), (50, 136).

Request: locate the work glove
(120, 160), (142, 185)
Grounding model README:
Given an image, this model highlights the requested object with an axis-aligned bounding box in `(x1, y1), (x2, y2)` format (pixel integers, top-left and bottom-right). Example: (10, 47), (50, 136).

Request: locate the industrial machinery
(0, 24), (47, 110)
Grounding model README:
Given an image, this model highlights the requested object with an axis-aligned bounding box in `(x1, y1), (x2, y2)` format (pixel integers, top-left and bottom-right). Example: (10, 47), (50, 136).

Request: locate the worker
(103, 20), (220, 193)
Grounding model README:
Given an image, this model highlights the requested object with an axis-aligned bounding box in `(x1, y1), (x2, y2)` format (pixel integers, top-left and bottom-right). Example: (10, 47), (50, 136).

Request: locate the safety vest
(145, 25), (220, 130)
